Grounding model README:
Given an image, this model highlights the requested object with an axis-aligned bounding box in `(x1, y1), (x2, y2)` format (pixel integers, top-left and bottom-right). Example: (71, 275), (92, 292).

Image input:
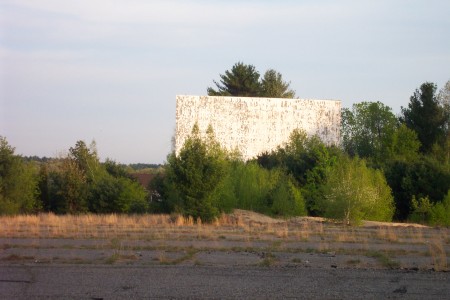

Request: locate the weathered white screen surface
(175, 95), (341, 160)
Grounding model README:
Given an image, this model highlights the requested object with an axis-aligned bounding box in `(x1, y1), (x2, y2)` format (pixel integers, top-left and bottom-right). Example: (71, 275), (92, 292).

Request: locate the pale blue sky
(1, 0), (449, 163)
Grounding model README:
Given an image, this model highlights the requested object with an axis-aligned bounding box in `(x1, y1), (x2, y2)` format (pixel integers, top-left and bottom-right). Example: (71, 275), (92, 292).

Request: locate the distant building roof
(130, 173), (155, 190)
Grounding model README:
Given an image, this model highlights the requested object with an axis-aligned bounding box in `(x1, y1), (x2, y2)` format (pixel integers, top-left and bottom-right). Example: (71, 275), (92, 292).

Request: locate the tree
(269, 174), (306, 217)
(385, 124), (421, 162)
(437, 80), (450, 167)
(42, 140), (148, 214)
(261, 69), (295, 98)
(69, 140), (101, 182)
(0, 136), (39, 214)
(409, 196), (433, 224)
(88, 175), (148, 213)
(207, 62), (296, 98)
(400, 82), (447, 154)
(319, 156), (394, 225)
(47, 156), (88, 214)
(341, 101), (398, 163)
(384, 157), (450, 220)
(207, 62), (261, 97)
(165, 124), (228, 222)
(256, 129), (339, 215)
(429, 190), (450, 226)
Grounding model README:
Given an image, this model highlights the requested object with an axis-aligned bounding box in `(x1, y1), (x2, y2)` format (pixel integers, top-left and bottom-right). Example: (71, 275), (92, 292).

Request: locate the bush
(231, 162), (278, 214)
(384, 157), (450, 220)
(0, 137), (40, 215)
(429, 191), (450, 226)
(319, 156), (394, 225)
(165, 124), (228, 222)
(88, 175), (148, 213)
(256, 129), (339, 215)
(408, 196), (433, 224)
(269, 174), (306, 217)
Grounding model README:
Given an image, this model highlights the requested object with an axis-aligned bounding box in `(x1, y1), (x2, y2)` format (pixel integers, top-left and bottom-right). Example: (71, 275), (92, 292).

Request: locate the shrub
(408, 196), (433, 224)
(165, 124), (228, 222)
(0, 136), (40, 215)
(319, 156), (394, 225)
(429, 191), (450, 226)
(269, 175), (306, 217)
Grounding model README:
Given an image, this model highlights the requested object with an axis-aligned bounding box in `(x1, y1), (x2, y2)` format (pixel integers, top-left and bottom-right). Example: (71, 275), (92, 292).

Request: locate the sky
(1, 0), (449, 164)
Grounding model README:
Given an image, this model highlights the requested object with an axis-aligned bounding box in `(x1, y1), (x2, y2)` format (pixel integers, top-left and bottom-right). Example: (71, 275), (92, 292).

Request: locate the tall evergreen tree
(207, 62), (261, 97)
(261, 69), (295, 98)
(165, 124), (228, 222)
(207, 62), (296, 98)
(400, 82), (447, 154)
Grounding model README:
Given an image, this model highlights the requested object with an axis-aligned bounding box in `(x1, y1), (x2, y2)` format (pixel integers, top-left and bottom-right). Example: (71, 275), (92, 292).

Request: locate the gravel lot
(1, 211), (449, 299)
(1, 264), (450, 299)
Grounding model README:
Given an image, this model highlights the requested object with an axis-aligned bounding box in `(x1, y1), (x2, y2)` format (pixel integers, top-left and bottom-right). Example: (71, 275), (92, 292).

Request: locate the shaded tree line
(152, 76), (449, 225)
(0, 138), (148, 215)
(1, 60), (449, 226)
(340, 81), (450, 224)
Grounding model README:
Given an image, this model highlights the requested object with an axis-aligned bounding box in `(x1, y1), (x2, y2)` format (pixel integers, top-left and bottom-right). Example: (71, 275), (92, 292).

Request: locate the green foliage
(319, 156), (394, 225)
(88, 175), (148, 213)
(269, 174), (306, 217)
(46, 157), (88, 214)
(384, 156), (450, 220)
(408, 191), (450, 226)
(408, 196), (433, 224)
(162, 132), (308, 219)
(207, 62), (261, 97)
(231, 161), (279, 214)
(212, 160), (306, 217)
(39, 140), (148, 215)
(385, 124), (421, 162)
(341, 101), (398, 163)
(401, 82), (448, 154)
(257, 129), (338, 215)
(0, 136), (40, 215)
(207, 62), (295, 98)
(429, 190), (450, 226)
(261, 69), (296, 98)
(165, 124), (228, 222)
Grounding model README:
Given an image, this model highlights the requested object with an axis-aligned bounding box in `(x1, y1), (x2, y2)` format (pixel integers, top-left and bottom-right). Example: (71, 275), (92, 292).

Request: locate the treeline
(152, 80), (450, 225)
(0, 139), (148, 215)
(1, 80), (449, 226)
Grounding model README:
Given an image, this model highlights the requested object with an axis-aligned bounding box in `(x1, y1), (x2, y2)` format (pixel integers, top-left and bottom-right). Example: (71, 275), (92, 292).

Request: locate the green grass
(366, 251), (400, 269)
(258, 252), (277, 267)
(159, 248), (197, 265)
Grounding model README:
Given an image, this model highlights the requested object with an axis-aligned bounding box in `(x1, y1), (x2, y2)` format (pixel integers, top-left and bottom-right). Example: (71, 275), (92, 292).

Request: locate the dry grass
(428, 238), (448, 271)
(376, 226), (399, 243)
(0, 210), (450, 271)
(1, 211), (449, 271)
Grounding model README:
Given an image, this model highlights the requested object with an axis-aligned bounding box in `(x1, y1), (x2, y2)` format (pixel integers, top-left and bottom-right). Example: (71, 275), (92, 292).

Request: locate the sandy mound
(230, 209), (428, 228)
(230, 209), (284, 224)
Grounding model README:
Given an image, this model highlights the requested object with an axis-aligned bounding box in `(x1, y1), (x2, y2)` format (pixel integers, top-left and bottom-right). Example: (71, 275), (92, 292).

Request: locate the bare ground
(0, 210), (449, 299)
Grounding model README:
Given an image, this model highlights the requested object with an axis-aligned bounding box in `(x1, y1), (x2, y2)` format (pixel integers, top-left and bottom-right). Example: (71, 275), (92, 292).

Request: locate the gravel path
(1, 264), (449, 299)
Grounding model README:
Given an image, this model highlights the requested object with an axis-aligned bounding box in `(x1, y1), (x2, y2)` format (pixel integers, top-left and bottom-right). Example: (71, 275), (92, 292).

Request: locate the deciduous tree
(341, 101), (398, 163)
(0, 136), (39, 215)
(319, 156), (394, 225)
